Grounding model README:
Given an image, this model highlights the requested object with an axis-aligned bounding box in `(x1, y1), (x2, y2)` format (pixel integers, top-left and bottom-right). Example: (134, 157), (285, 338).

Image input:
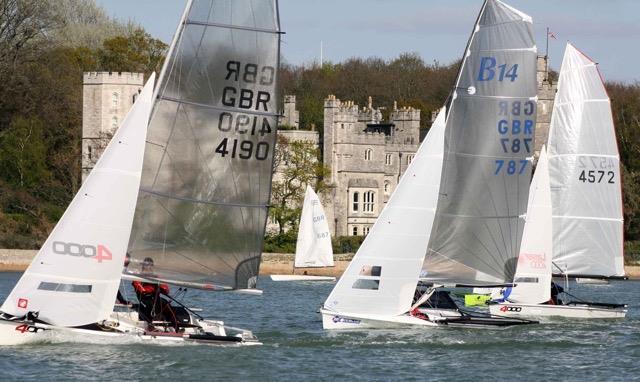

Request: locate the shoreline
(2, 250), (640, 279)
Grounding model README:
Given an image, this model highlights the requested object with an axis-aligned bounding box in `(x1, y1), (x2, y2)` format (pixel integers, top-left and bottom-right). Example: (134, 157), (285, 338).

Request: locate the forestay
(422, 0), (537, 286)
(294, 186), (334, 268)
(0, 75), (155, 326)
(323, 108), (446, 316)
(548, 43), (624, 277)
(126, 0), (281, 290)
(507, 147), (552, 304)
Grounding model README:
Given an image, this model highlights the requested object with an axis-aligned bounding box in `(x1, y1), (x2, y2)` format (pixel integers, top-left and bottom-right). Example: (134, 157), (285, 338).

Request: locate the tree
(270, 135), (330, 234)
(98, 28), (167, 75)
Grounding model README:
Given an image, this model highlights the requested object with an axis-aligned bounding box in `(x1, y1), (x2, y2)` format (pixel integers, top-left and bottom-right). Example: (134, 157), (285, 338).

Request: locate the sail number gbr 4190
(214, 60), (276, 161)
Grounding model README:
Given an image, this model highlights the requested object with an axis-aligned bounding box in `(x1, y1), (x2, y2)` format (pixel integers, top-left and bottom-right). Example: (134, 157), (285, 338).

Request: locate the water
(1, 272), (639, 381)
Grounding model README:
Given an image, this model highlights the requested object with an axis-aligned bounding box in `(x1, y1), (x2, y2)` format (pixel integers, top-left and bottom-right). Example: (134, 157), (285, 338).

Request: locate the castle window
(352, 192), (359, 212)
(384, 182), (390, 195)
(363, 191), (375, 213)
(88, 146), (92, 161)
(363, 226), (370, 236)
(364, 149), (372, 161)
(111, 116), (118, 129)
(341, 123), (344, 129)
(407, 154), (414, 165)
(132, 93), (138, 103)
(112, 92), (119, 107)
(385, 154), (392, 165)
(352, 226), (358, 236)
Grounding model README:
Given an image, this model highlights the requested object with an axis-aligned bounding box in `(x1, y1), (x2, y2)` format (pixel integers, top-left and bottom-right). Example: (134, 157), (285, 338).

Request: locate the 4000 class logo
(52, 241), (112, 263)
(499, 305), (523, 313)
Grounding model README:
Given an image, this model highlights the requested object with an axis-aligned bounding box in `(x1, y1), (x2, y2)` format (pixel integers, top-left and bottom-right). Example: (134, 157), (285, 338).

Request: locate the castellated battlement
(390, 107), (420, 121)
(83, 72), (144, 85)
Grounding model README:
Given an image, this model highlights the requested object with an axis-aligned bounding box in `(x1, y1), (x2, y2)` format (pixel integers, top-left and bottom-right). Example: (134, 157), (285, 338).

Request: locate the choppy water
(0, 272), (639, 381)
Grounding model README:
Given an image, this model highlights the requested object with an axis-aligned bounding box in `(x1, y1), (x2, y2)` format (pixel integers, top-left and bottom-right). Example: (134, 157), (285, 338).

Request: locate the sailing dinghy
(321, 0), (539, 329)
(0, 0), (282, 345)
(271, 186), (336, 281)
(489, 44), (627, 319)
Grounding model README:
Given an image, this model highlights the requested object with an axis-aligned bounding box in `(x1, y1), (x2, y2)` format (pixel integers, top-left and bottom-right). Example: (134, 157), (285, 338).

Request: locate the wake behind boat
(321, 0), (539, 331)
(0, 0), (282, 346)
(271, 186), (336, 282)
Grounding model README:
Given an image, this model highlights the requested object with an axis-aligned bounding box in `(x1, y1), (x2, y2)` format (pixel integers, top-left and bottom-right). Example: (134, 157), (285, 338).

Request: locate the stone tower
(535, 55), (558, 157)
(280, 95), (300, 129)
(82, 72), (144, 181)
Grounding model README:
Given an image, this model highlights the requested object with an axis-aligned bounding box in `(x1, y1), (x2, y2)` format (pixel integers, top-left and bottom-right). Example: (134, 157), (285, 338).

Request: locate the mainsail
(323, 107), (446, 316)
(294, 186), (334, 268)
(507, 147), (552, 304)
(422, 0), (537, 286)
(0, 75), (155, 326)
(547, 43), (624, 277)
(127, 0), (282, 290)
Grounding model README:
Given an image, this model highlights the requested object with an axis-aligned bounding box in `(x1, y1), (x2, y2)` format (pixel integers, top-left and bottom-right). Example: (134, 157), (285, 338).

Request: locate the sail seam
(552, 215), (622, 222)
(140, 188), (268, 208)
(159, 95), (280, 117)
(185, 19), (283, 34)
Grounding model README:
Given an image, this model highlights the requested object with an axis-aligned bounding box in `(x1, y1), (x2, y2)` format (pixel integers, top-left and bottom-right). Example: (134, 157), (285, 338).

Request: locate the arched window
(352, 192), (359, 212)
(352, 226), (358, 236)
(407, 154), (414, 165)
(363, 226), (370, 236)
(88, 146), (93, 161)
(111, 116), (118, 129)
(384, 182), (390, 195)
(363, 191), (375, 212)
(364, 149), (372, 161)
(385, 154), (392, 165)
(112, 92), (119, 108)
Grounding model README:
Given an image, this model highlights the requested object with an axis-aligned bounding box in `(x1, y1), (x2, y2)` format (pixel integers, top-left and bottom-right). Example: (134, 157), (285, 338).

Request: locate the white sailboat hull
(270, 275), (336, 281)
(575, 278), (609, 285)
(320, 308), (439, 329)
(0, 310), (261, 346)
(489, 302), (627, 319)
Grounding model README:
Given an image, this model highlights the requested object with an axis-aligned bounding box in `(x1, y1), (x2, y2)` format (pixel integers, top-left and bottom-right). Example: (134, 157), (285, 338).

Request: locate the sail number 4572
(579, 170), (615, 184)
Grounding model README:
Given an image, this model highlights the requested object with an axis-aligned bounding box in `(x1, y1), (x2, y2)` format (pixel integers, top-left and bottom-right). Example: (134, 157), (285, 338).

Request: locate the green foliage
(97, 29), (167, 75)
(332, 236), (365, 254)
(624, 241), (640, 264)
(0, 117), (50, 188)
(270, 135), (330, 234)
(263, 231), (297, 253)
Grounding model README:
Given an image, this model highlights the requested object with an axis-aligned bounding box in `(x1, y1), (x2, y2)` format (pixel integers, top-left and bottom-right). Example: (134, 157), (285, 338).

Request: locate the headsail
(548, 43), (624, 277)
(295, 186), (334, 268)
(323, 107), (446, 316)
(507, 146), (552, 304)
(126, 0), (282, 290)
(0, 75), (155, 326)
(422, 0), (537, 286)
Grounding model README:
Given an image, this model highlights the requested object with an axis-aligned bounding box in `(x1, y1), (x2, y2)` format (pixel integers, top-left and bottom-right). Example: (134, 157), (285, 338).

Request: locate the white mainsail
(126, 0), (282, 290)
(323, 107), (446, 317)
(0, 74), (155, 326)
(422, 0), (537, 286)
(548, 43), (624, 278)
(294, 186), (333, 268)
(507, 147), (552, 304)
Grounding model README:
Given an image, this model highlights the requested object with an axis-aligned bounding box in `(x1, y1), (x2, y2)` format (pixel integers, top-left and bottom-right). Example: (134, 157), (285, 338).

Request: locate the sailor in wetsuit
(133, 257), (178, 331)
(549, 282), (565, 305)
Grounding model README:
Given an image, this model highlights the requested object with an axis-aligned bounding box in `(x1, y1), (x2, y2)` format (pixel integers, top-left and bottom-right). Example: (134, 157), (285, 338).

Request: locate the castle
(81, 55), (556, 238)
(81, 72), (144, 181)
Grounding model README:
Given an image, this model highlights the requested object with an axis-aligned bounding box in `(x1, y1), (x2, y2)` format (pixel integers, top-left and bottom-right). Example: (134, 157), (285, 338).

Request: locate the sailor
(549, 282), (564, 305)
(133, 257), (177, 331)
(116, 252), (131, 305)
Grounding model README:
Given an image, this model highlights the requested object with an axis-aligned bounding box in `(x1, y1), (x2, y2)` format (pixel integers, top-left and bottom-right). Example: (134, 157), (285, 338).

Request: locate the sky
(95, 0), (640, 82)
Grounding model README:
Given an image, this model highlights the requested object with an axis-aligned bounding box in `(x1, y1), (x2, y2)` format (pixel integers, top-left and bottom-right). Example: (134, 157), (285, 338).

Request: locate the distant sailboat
(271, 186), (336, 281)
(0, 0), (282, 345)
(321, 0), (539, 329)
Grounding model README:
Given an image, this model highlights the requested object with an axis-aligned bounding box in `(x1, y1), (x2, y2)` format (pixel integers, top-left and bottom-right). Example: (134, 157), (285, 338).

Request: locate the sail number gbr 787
(214, 61), (275, 161)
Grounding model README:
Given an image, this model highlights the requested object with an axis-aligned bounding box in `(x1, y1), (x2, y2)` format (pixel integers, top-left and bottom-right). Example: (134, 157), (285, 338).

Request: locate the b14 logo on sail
(52, 241), (113, 263)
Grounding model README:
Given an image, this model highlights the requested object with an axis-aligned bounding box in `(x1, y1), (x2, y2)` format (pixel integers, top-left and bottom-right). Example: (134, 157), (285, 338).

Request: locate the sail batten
(127, 0), (281, 290)
(422, 0), (537, 286)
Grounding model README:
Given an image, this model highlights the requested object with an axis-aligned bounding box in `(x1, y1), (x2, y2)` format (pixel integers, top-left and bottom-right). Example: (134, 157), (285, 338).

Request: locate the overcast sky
(95, 0), (639, 82)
